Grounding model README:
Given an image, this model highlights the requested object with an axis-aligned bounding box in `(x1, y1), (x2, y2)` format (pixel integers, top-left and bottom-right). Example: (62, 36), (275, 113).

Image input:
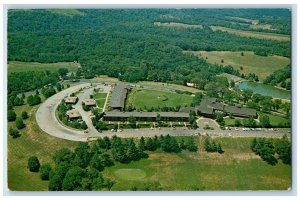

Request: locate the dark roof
(179, 106), (195, 113)
(109, 83), (131, 108)
(104, 111), (189, 118)
(199, 97), (224, 111)
(195, 105), (214, 115)
(201, 97), (217, 103)
(224, 105), (257, 117)
(82, 99), (96, 106)
(64, 96), (78, 104)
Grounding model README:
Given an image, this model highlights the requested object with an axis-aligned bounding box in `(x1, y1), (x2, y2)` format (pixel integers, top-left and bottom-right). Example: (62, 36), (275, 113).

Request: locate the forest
(8, 9), (291, 86)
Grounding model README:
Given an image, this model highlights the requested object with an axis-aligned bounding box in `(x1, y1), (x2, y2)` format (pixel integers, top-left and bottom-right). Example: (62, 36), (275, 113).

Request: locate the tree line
(251, 136), (291, 165)
(27, 135), (199, 191)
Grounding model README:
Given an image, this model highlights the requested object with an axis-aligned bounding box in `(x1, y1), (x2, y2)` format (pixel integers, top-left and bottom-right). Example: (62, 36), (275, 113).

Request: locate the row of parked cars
(242, 128), (278, 131)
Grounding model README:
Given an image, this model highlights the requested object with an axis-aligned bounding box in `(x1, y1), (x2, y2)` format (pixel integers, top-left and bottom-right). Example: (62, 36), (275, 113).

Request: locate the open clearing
(154, 22), (203, 29)
(103, 137), (291, 191)
(7, 101), (291, 191)
(93, 92), (107, 108)
(226, 16), (259, 25)
(140, 81), (201, 93)
(210, 26), (290, 42)
(184, 51), (290, 80)
(126, 88), (194, 110)
(114, 169), (147, 181)
(8, 61), (79, 74)
(224, 113), (289, 127)
(7, 104), (78, 191)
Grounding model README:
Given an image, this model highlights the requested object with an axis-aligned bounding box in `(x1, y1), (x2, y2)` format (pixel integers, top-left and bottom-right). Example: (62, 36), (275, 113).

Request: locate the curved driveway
(36, 82), (291, 142)
(36, 83), (101, 141)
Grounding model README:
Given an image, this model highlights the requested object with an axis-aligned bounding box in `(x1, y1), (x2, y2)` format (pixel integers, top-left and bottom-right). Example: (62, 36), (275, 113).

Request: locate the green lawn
(259, 113), (290, 127)
(8, 61), (79, 74)
(102, 137), (291, 191)
(93, 93), (107, 108)
(224, 113), (290, 128)
(126, 88), (194, 110)
(7, 103), (78, 191)
(184, 51), (290, 80)
(224, 117), (238, 126)
(93, 93), (107, 99)
(8, 105), (291, 191)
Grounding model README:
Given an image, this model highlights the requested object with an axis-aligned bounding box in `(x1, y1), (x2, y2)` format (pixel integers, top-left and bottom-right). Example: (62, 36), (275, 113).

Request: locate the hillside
(8, 9), (291, 85)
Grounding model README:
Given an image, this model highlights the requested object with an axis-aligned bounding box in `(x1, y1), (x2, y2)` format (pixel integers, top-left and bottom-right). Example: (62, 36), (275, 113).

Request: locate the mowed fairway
(8, 61), (79, 74)
(210, 26), (290, 41)
(7, 104), (78, 191)
(185, 51), (290, 80)
(102, 137), (291, 191)
(126, 88), (194, 109)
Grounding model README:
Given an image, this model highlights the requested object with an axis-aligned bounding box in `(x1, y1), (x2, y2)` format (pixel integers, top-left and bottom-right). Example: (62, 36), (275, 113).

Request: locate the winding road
(36, 83), (291, 142)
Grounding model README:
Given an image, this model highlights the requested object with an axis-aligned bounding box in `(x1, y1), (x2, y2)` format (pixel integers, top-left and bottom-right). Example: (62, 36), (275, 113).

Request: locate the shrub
(21, 111), (29, 119)
(28, 156), (40, 172)
(15, 117), (25, 129)
(7, 110), (17, 121)
(9, 128), (21, 138)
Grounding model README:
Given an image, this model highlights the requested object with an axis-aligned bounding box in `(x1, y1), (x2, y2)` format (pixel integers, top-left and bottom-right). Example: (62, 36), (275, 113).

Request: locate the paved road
(73, 86), (99, 135)
(36, 83), (291, 142)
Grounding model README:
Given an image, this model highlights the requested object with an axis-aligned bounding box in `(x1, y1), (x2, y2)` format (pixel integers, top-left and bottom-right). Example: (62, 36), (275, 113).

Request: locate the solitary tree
(21, 111), (29, 119)
(15, 118), (25, 129)
(28, 156), (40, 172)
(7, 110), (17, 121)
(9, 128), (20, 138)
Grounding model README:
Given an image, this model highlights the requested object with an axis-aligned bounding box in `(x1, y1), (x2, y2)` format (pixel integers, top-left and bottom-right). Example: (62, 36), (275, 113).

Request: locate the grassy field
(126, 88), (194, 110)
(102, 137), (291, 191)
(7, 104), (78, 191)
(8, 61), (79, 74)
(224, 114), (289, 127)
(184, 51), (290, 80)
(224, 117), (245, 126)
(93, 92), (107, 108)
(140, 81), (201, 93)
(7, 104), (291, 191)
(154, 22), (203, 29)
(259, 113), (290, 127)
(210, 26), (290, 41)
(226, 16), (259, 25)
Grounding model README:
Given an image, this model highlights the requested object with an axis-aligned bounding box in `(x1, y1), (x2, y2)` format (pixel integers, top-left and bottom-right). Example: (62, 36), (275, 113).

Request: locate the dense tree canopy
(8, 9), (291, 86)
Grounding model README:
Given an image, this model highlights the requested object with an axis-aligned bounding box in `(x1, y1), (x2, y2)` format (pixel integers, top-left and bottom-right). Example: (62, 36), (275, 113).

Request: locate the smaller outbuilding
(66, 109), (81, 120)
(64, 96), (78, 104)
(82, 99), (96, 107)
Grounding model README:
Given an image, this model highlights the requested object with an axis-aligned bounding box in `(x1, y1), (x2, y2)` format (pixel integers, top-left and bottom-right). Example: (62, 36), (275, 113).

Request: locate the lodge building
(109, 83), (131, 111)
(103, 111), (189, 122)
